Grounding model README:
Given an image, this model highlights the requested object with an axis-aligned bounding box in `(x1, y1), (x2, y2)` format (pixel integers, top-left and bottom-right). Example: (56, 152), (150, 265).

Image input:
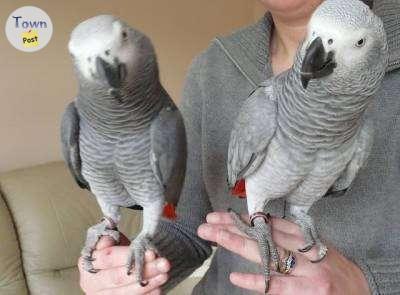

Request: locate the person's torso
(193, 38), (400, 295)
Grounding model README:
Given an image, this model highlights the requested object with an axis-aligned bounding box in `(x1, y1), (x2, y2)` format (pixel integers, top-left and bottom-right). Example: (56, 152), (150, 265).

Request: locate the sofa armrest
(0, 191), (28, 295)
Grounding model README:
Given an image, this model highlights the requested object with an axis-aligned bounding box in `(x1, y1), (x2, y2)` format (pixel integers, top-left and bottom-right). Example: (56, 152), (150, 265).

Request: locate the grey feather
(150, 96), (186, 206)
(64, 14), (187, 280)
(226, 0), (388, 290)
(227, 81), (277, 187)
(60, 102), (90, 190)
(330, 111), (374, 191)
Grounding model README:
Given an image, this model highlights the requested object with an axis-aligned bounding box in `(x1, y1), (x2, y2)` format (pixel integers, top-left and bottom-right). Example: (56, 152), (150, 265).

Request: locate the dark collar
(216, 1), (400, 86)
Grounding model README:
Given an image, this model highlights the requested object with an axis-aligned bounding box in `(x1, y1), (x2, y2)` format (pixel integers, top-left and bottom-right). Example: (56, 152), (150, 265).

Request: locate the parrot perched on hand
(227, 0), (388, 291)
(61, 15), (186, 285)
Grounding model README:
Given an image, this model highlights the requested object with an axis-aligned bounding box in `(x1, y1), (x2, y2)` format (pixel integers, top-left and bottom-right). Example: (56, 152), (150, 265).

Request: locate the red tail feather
(230, 179), (246, 198)
(163, 203), (177, 220)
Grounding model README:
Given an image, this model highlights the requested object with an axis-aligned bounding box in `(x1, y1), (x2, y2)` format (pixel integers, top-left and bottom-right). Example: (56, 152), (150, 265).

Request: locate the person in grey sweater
(78, 0), (400, 294)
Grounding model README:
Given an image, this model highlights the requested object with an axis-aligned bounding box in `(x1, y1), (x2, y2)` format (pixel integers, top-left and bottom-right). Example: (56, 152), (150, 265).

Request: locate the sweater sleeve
(151, 53), (213, 291)
(355, 257), (400, 295)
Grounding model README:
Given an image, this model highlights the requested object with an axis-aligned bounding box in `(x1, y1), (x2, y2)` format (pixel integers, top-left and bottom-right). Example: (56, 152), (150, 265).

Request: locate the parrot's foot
(228, 209), (279, 293)
(288, 209), (327, 262)
(81, 217), (120, 273)
(126, 234), (158, 286)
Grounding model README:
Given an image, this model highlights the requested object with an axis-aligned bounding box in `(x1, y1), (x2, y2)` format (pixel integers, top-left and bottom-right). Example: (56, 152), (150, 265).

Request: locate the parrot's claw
(298, 242), (315, 253)
(81, 218), (120, 273)
(310, 244), (328, 263)
(288, 211), (327, 262)
(126, 234), (157, 286)
(140, 280), (149, 287)
(87, 267), (99, 274)
(81, 255), (99, 274)
(229, 209), (279, 293)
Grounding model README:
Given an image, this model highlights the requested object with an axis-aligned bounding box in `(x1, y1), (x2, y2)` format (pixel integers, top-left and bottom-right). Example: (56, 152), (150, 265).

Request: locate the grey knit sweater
(152, 1), (400, 294)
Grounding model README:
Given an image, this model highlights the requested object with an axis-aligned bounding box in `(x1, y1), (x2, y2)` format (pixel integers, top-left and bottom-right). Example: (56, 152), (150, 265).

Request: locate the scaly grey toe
(228, 208), (253, 235)
(126, 234), (154, 286)
(81, 219), (120, 273)
(229, 209), (278, 293)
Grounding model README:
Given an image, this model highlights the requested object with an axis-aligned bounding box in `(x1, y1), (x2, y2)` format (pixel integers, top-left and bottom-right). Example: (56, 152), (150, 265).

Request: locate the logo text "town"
(12, 16), (47, 29)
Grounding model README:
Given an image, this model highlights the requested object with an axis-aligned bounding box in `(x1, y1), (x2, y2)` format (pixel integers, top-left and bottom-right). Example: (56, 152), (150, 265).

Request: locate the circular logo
(5, 6), (53, 52)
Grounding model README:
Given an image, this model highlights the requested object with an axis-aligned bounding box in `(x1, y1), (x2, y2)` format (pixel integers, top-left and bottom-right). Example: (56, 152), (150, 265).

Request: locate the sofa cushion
(0, 162), (142, 295)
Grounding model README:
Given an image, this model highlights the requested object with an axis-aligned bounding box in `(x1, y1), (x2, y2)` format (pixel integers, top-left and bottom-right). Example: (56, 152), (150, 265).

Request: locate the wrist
(352, 258), (376, 295)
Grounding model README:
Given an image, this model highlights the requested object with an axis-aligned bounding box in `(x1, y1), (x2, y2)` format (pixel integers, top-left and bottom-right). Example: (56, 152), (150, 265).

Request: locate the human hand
(198, 212), (370, 295)
(78, 233), (170, 295)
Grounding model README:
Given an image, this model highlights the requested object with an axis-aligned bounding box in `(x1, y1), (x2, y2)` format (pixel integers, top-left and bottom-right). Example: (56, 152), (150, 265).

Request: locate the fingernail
(157, 259), (167, 271)
(206, 213), (219, 223)
(229, 272), (238, 283)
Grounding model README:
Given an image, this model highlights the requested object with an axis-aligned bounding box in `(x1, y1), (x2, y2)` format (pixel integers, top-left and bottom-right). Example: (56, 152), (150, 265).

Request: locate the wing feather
(150, 102), (186, 205)
(227, 81), (277, 187)
(60, 101), (90, 190)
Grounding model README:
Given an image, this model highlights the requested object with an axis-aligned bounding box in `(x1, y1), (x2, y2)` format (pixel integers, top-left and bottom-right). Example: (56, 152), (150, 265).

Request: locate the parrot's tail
(163, 203), (177, 220)
(230, 179), (247, 198)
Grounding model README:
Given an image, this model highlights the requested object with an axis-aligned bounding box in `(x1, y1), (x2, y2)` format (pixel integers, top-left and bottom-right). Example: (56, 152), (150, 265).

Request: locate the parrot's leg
(81, 202), (121, 273)
(229, 209), (279, 293)
(126, 200), (163, 286)
(287, 204), (327, 261)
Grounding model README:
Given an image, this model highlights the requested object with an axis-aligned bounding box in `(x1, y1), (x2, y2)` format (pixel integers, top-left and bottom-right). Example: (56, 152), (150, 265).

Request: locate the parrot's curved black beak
(96, 56), (127, 89)
(300, 37), (336, 89)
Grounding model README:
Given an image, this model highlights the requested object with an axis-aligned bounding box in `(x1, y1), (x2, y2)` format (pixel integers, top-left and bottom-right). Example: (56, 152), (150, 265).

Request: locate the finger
(198, 223), (308, 274)
(206, 213), (306, 245)
(83, 257), (170, 291)
(271, 217), (302, 237)
(272, 230), (324, 263)
(275, 248), (312, 276)
(94, 273), (168, 295)
(198, 223), (248, 239)
(92, 248), (157, 269)
(206, 212), (249, 225)
(198, 225), (261, 264)
(146, 289), (162, 295)
(96, 236), (118, 250)
(230, 272), (306, 295)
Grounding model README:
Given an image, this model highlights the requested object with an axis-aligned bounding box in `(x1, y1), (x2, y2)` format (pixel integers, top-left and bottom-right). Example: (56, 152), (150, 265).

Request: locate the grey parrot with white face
(61, 15), (186, 285)
(227, 0), (388, 291)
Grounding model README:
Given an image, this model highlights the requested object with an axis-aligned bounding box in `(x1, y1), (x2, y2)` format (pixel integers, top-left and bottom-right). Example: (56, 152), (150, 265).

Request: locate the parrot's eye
(328, 39), (333, 45)
(355, 38), (366, 48)
(122, 31), (128, 41)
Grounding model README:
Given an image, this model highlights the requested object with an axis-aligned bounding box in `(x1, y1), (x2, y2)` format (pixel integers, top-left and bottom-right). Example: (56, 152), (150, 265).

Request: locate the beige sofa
(0, 162), (202, 294)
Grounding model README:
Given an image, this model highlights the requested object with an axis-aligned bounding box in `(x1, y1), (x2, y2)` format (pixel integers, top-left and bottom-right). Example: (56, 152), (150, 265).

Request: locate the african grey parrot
(227, 0), (388, 291)
(61, 15), (186, 285)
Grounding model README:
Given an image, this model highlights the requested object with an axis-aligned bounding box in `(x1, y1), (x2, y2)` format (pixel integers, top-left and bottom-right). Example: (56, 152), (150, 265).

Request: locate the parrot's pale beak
(95, 56), (127, 89)
(300, 37), (336, 89)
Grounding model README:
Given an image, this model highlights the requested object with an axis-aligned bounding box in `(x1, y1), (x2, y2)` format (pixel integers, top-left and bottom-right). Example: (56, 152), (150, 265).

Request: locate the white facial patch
(68, 15), (134, 81)
(307, 16), (369, 66)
